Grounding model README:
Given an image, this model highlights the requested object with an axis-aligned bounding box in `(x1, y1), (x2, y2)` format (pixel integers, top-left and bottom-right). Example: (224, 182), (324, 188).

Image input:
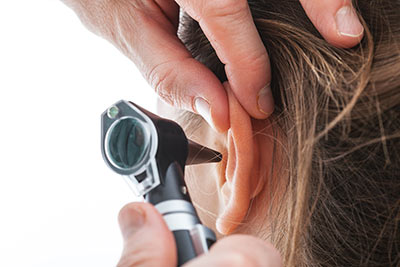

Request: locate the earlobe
(216, 82), (263, 235)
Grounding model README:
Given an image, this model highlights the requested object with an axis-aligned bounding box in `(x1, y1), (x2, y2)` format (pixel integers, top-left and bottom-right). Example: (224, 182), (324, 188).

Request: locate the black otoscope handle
(146, 162), (216, 266)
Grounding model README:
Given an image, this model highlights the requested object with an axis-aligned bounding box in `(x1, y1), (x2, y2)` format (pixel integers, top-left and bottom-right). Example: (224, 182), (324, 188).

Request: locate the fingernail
(335, 6), (364, 37)
(194, 97), (215, 129)
(119, 205), (145, 239)
(257, 84), (274, 115)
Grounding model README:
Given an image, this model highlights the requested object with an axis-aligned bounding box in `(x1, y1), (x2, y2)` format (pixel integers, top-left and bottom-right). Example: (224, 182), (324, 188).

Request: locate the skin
(117, 84), (281, 265)
(62, 0), (364, 132)
(117, 203), (282, 266)
(60, 0), (364, 264)
(182, 84), (278, 237)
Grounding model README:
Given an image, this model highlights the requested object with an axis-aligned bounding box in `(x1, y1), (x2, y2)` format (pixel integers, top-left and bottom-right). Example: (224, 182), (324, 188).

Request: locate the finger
(105, 2), (230, 132)
(154, 0), (180, 28)
(117, 202), (176, 267)
(300, 0), (364, 48)
(185, 235), (282, 267)
(176, 0), (274, 119)
(144, 39), (230, 132)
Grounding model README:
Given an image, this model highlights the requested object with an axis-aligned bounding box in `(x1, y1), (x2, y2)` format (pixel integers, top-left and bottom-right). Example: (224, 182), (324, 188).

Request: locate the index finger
(176, 0), (274, 118)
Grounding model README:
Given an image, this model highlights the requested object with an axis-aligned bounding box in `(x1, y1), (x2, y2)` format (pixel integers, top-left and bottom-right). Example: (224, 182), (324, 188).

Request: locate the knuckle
(146, 62), (181, 107)
(225, 52), (269, 83)
(233, 51), (269, 72)
(247, 51), (269, 68)
(204, 0), (248, 20)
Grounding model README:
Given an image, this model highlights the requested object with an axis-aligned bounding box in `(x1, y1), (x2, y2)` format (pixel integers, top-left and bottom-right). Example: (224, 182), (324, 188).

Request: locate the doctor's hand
(62, 0), (364, 132)
(117, 202), (282, 267)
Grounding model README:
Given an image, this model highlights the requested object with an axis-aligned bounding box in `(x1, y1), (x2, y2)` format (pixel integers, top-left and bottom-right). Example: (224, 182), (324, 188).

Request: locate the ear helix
(216, 83), (254, 235)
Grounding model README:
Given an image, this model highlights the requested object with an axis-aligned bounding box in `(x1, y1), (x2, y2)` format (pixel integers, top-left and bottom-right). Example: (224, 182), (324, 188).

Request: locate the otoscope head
(101, 100), (160, 196)
(107, 117), (149, 170)
(101, 100), (222, 197)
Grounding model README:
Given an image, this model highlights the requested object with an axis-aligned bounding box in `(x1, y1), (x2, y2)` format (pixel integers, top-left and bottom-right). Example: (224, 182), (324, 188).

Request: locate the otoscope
(101, 100), (219, 266)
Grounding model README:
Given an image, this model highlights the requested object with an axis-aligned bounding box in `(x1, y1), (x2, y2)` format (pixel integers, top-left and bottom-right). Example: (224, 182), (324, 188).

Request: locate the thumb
(300, 0), (364, 48)
(117, 202), (176, 267)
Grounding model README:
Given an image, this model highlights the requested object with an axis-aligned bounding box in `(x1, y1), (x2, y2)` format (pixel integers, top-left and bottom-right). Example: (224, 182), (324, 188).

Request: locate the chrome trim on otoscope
(155, 199), (217, 254)
(156, 200), (196, 216)
(190, 224), (216, 255)
(155, 200), (200, 231)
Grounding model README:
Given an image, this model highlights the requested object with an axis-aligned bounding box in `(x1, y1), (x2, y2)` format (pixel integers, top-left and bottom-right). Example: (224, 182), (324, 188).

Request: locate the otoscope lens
(107, 117), (148, 170)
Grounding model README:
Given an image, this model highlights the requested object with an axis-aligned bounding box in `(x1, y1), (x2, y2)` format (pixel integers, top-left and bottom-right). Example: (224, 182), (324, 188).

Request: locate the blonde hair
(180, 0), (400, 266)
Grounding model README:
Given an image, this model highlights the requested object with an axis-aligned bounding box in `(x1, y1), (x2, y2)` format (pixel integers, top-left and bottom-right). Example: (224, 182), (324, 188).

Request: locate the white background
(0, 1), (156, 266)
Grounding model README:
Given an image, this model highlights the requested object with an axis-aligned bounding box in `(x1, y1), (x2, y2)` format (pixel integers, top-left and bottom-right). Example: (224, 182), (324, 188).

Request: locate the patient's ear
(216, 83), (265, 235)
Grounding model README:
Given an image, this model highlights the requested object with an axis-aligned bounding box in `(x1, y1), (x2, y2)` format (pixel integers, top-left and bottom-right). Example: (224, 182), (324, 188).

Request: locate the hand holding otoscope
(101, 100), (220, 266)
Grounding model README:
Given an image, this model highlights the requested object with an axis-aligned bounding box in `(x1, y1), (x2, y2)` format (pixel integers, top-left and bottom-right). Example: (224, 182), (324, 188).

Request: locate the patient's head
(161, 1), (400, 266)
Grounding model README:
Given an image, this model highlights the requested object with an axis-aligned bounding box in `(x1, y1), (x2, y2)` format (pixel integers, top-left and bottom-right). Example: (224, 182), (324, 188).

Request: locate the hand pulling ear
(216, 82), (263, 235)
